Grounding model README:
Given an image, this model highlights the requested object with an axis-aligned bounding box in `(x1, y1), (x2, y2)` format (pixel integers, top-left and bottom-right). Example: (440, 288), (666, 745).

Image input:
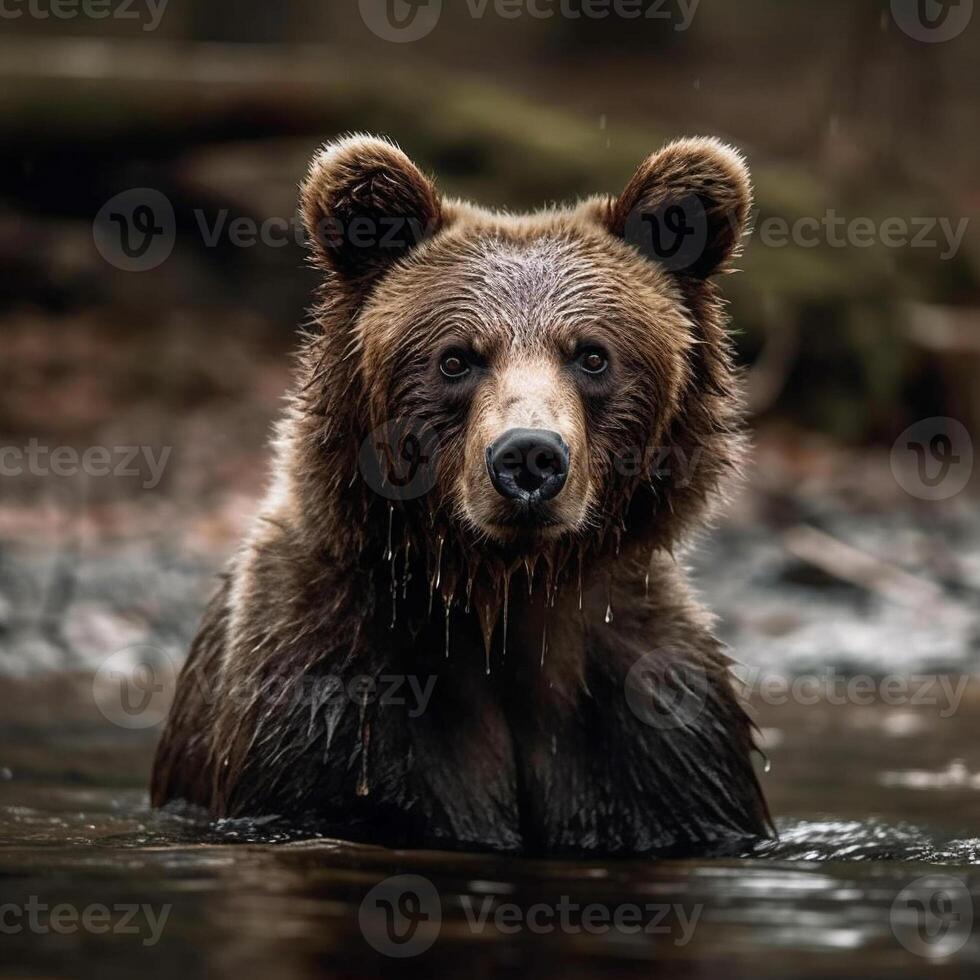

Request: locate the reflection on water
(758, 818), (980, 865)
(3, 683), (980, 977)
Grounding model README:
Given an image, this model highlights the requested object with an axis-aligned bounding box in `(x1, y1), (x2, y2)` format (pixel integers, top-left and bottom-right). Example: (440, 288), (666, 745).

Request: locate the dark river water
(3, 679), (980, 979)
(3, 506), (980, 978)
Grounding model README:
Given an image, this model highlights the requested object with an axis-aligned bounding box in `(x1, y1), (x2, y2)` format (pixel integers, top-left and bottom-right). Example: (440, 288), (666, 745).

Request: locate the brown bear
(151, 134), (771, 856)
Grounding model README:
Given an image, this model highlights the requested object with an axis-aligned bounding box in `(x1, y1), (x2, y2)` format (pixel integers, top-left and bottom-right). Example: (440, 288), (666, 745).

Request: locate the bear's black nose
(486, 428), (570, 504)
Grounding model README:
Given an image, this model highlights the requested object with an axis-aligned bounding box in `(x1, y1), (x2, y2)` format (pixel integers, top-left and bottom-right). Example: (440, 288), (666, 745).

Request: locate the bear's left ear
(300, 135), (443, 286)
(606, 137), (752, 280)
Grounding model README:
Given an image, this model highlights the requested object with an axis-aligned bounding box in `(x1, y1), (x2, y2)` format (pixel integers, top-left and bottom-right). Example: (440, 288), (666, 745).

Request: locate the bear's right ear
(300, 135), (443, 286)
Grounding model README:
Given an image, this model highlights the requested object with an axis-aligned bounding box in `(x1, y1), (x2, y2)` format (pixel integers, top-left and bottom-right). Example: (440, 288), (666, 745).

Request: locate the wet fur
(152, 135), (772, 855)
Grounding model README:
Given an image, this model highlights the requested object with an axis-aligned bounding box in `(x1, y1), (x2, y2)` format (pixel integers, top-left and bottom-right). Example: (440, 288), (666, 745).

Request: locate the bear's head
(287, 134), (751, 609)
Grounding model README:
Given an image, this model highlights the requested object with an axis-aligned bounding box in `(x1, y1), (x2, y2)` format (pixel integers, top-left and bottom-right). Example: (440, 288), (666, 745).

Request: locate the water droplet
(435, 535), (444, 590)
(389, 552), (398, 629)
(357, 693), (371, 797)
(501, 574), (510, 661)
(402, 539), (412, 600)
(384, 503), (394, 561)
(540, 621), (548, 667)
(444, 599), (451, 659)
(483, 602), (493, 676)
(605, 602), (614, 625)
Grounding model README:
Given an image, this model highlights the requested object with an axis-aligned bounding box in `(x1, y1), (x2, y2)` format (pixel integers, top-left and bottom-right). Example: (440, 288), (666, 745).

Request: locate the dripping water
(384, 504), (394, 561)
(401, 539), (411, 600)
(501, 574), (510, 661)
(435, 535), (444, 590)
(356, 689), (371, 797)
(540, 620), (548, 667)
(389, 549), (398, 629)
(444, 598), (451, 659)
(524, 558), (534, 597)
(484, 602), (493, 676)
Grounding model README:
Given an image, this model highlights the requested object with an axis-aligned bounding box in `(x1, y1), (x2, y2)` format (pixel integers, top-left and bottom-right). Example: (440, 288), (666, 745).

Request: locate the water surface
(3, 677), (980, 979)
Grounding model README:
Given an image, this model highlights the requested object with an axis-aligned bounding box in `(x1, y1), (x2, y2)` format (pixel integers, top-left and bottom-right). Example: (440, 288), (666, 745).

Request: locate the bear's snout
(486, 428), (569, 506)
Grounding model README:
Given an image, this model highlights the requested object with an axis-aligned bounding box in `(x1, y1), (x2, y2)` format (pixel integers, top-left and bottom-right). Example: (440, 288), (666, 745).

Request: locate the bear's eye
(439, 352), (470, 380)
(577, 348), (609, 376)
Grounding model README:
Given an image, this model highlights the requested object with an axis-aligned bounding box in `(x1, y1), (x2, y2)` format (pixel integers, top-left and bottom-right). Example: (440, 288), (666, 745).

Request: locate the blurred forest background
(0, 0), (978, 650)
